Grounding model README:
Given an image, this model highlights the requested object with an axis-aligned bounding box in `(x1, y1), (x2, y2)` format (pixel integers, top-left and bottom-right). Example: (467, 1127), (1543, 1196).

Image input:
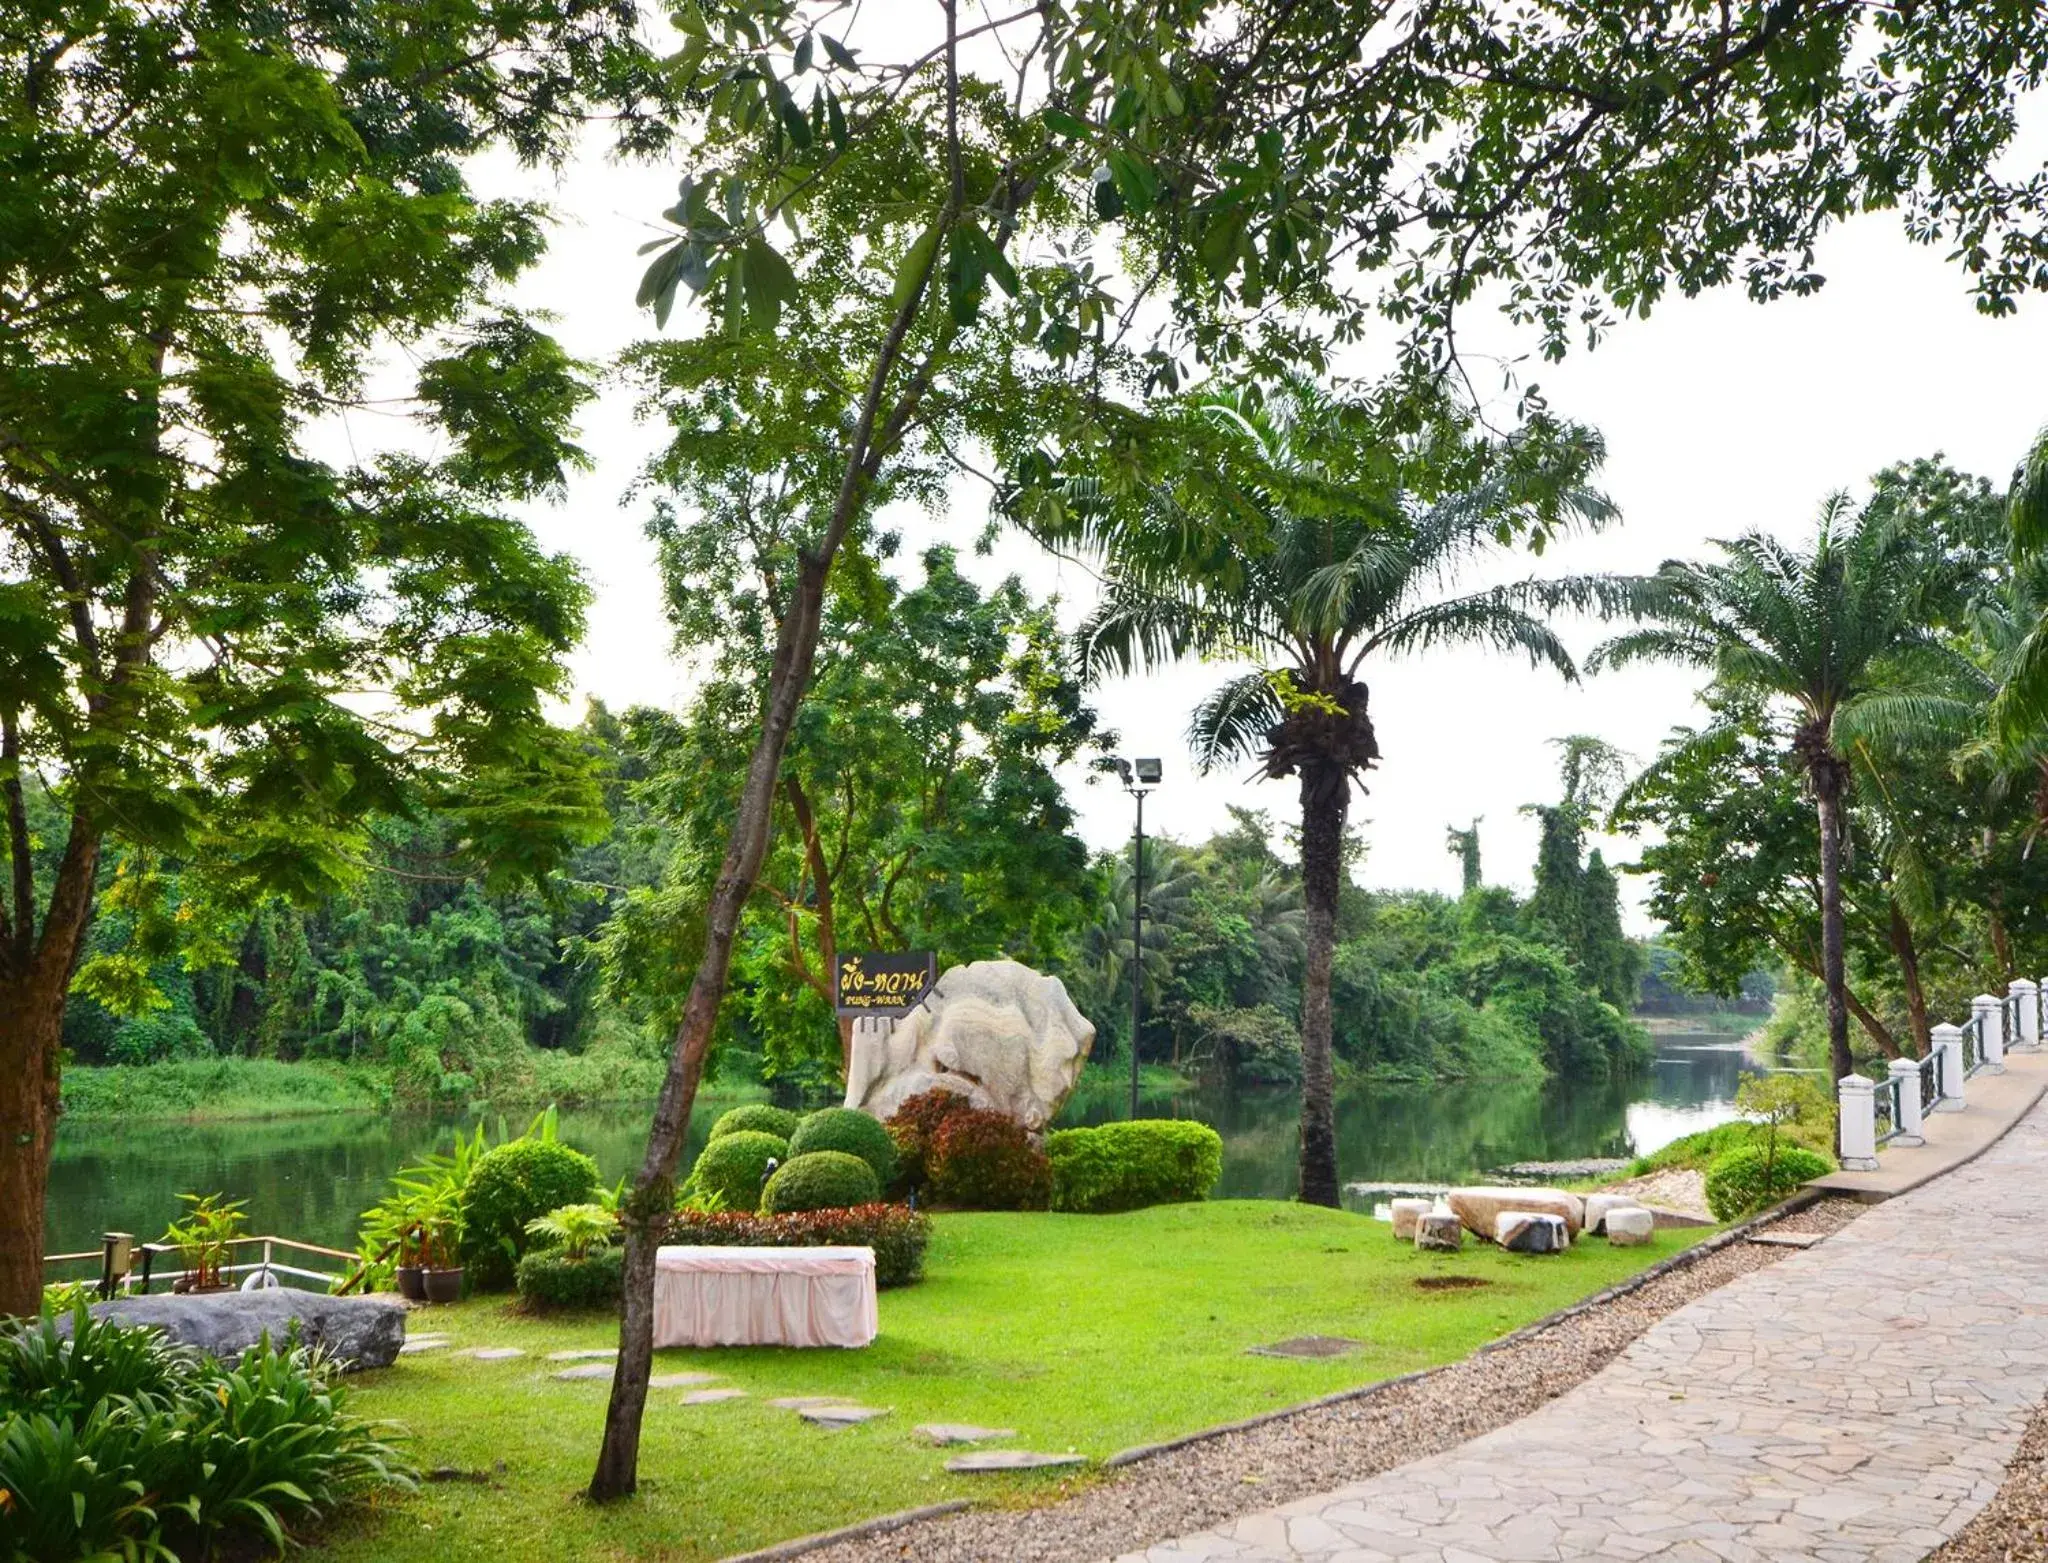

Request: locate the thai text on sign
(835, 951), (936, 1016)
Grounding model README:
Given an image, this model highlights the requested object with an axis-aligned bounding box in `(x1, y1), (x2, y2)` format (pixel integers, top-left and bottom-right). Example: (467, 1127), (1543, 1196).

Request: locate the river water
(43, 1027), (1764, 1258)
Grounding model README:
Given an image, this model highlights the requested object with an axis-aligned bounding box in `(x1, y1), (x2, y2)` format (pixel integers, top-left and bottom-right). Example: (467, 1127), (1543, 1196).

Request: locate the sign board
(835, 951), (936, 1017)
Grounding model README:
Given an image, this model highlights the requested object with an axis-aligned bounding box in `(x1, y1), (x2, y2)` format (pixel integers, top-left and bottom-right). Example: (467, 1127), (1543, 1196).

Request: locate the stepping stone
(799, 1404), (890, 1427)
(916, 1423), (1016, 1445)
(945, 1450), (1086, 1473)
(463, 1347), (525, 1361)
(546, 1348), (616, 1362)
(551, 1363), (615, 1381)
(647, 1372), (719, 1388)
(400, 1336), (450, 1353)
(769, 1396), (856, 1410)
(1748, 1229), (1826, 1249)
(678, 1387), (747, 1405)
(1246, 1336), (1362, 1360)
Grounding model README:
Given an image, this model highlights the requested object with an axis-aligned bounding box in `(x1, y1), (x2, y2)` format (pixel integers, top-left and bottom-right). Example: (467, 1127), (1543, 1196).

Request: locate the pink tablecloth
(652, 1246), (878, 1348)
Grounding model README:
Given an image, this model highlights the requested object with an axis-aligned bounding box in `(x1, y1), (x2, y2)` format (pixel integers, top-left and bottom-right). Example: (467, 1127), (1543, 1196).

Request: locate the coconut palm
(1994, 424), (2048, 744)
(1591, 496), (1928, 1110)
(1068, 383), (1619, 1206)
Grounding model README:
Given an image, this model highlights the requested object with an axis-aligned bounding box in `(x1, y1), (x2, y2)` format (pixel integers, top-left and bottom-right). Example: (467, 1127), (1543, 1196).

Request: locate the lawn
(318, 1201), (1710, 1562)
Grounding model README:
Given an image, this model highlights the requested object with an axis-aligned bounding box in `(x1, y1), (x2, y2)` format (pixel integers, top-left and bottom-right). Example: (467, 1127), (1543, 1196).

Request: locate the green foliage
(1734, 1074), (1835, 1164)
(457, 1138), (600, 1290)
(686, 1131), (789, 1213)
(515, 1246), (625, 1312)
(926, 1111), (1052, 1211)
(759, 1152), (880, 1215)
(662, 1205), (933, 1290)
(1046, 1121), (1225, 1214)
(0, 1310), (412, 1559)
(523, 1203), (618, 1263)
(710, 1104), (801, 1143)
(1704, 1145), (1834, 1222)
(786, 1109), (898, 1189)
(160, 1193), (248, 1290)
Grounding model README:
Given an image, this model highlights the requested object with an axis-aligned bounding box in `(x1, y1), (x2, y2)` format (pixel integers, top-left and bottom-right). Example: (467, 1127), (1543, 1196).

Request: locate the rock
(1604, 1207), (1655, 1246)
(1389, 1198), (1433, 1241)
(1582, 1193), (1641, 1235)
(647, 1372), (720, 1388)
(1495, 1212), (1569, 1254)
(945, 1450), (1086, 1472)
(69, 1291), (406, 1372)
(916, 1423), (1017, 1445)
(1489, 1158), (1631, 1181)
(551, 1363), (614, 1381)
(1414, 1210), (1464, 1252)
(799, 1404), (890, 1426)
(1646, 1204), (1714, 1230)
(769, 1396), (853, 1410)
(843, 959), (1094, 1132)
(679, 1387), (748, 1404)
(463, 1347), (525, 1361)
(1447, 1187), (1583, 1241)
(399, 1336), (449, 1354)
(545, 1348), (615, 1361)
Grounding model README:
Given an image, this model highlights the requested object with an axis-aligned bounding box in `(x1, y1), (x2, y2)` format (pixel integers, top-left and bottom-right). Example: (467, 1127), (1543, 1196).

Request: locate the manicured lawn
(318, 1201), (1710, 1562)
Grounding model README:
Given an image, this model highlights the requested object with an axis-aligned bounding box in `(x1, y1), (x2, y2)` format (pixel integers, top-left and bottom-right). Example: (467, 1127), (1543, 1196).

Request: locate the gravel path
(799, 1199), (1863, 1563)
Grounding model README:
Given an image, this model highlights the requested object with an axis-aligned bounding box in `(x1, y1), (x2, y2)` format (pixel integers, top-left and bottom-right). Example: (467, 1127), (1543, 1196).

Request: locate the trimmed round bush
(709, 1103), (801, 1142)
(787, 1107), (898, 1188)
(458, 1137), (600, 1290)
(927, 1108), (1051, 1210)
(516, 1246), (625, 1311)
(760, 1150), (881, 1214)
(1704, 1144), (1832, 1222)
(1046, 1120), (1224, 1213)
(688, 1130), (788, 1211)
(886, 1088), (975, 1192)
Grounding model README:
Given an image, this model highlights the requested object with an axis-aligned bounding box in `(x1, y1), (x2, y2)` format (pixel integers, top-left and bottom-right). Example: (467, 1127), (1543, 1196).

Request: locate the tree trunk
(1295, 760), (1346, 1208)
(0, 973), (68, 1316)
(1886, 899), (1931, 1056)
(1813, 766), (1853, 1152)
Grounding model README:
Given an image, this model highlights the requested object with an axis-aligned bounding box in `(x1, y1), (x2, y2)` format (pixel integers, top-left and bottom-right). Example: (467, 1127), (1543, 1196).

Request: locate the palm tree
(1591, 496), (1927, 1110)
(1067, 383), (1618, 1206)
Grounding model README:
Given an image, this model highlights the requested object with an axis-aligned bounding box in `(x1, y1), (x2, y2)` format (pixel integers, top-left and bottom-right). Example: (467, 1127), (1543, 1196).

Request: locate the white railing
(1837, 978), (2038, 1170)
(45, 1234), (359, 1299)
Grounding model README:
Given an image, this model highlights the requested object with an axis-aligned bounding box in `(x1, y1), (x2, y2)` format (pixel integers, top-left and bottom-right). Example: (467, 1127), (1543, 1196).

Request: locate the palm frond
(1187, 671), (1285, 774)
(1367, 588), (1577, 677)
(2011, 426), (2048, 556)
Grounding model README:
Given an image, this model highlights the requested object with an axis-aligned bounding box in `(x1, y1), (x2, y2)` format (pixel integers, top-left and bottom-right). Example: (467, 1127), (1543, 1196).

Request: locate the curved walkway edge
(1107, 1097), (2048, 1563)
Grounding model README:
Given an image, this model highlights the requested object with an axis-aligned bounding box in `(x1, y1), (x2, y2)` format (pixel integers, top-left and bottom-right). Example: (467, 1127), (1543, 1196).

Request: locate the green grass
(61, 1058), (394, 1122)
(319, 1201), (1713, 1562)
(1626, 1119), (1832, 1177)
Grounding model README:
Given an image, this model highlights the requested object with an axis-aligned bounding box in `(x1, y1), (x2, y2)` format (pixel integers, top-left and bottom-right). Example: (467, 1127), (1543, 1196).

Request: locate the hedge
(927, 1108), (1050, 1210)
(1046, 1119), (1224, 1213)
(458, 1138), (600, 1289)
(760, 1150), (881, 1214)
(688, 1130), (788, 1211)
(516, 1246), (625, 1310)
(885, 1088), (973, 1193)
(708, 1103), (801, 1142)
(662, 1204), (931, 1287)
(787, 1107), (898, 1188)
(1703, 1144), (1832, 1221)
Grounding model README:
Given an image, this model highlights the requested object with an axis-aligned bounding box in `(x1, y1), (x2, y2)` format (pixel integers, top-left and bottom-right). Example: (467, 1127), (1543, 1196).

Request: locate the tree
(1523, 737), (1640, 1010)
(1065, 379), (1619, 1206)
(0, 0), (650, 1313)
(1594, 500), (1930, 1112)
(1446, 821), (1482, 895)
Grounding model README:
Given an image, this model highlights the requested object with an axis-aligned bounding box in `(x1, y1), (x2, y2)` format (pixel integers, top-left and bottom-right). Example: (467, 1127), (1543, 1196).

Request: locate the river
(43, 1026), (1766, 1257)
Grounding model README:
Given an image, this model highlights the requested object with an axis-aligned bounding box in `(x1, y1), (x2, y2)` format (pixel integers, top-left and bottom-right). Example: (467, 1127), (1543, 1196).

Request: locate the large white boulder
(843, 959), (1095, 1132)
(1447, 1187), (1583, 1241)
(1583, 1193), (1641, 1235)
(1605, 1207), (1655, 1246)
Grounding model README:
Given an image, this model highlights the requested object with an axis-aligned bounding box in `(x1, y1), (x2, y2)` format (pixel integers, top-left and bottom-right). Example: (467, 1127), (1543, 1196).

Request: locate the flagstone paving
(1113, 1098), (2048, 1563)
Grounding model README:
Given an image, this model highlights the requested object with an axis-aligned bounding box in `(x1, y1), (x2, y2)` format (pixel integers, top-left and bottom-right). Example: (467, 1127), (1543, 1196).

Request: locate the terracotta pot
(395, 1265), (427, 1301)
(421, 1267), (464, 1304)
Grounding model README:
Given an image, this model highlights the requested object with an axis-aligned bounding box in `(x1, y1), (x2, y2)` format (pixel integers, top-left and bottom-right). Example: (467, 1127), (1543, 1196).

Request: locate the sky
(433, 106), (2048, 934)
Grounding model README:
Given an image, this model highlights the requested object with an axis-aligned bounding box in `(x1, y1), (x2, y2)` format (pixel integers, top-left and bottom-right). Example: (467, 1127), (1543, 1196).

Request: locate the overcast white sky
(435, 108), (2048, 934)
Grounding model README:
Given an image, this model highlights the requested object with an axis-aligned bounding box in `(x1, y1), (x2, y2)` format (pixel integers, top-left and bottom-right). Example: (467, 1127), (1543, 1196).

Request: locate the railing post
(1974, 994), (2007, 1073)
(1887, 1058), (1926, 1146)
(2012, 979), (2042, 1051)
(1932, 1023), (1968, 1110)
(1838, 1075), (1879, 1170)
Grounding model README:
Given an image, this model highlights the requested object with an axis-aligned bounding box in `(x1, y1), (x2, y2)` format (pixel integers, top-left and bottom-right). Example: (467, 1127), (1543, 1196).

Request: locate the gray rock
(71, 1291), (406, 1371)
(545, 1348), (615, 1361)
(399, 1336), (449, 1354)
(916, 1423), (1017, 1445)
(1604, 1207), (1655, 1246)
(1495, 1211), (1569, 1254)
(463, 1347), (525, 1361)
(551, 1363), (614, 1381)
(679, 1387), (747, 1404)
(843, 959), (1094, 1132)
(769, 1396), (854, 1410)
(945, 1450), (1086, 1472)
(1489, 1158), (1630, 1181)
(647, 1371), (719, 1388)
(799, 1404), (890, 1426)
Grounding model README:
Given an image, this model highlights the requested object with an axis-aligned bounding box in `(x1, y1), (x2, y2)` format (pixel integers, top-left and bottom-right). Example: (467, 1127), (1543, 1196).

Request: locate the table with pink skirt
(651, 1245), (878, 1349)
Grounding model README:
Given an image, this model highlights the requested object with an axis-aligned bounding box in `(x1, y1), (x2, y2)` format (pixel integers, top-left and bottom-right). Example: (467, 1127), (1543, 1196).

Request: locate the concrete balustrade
(1839, 987), (2031, 1170)
(2014, 977), (2043, 1051)
(1886, 1057), (1926, 1146)
(1837, 1075), (1880, 1171)
(1931, 1023), (1967, 1111)
(1974, 993), (2008, 1073)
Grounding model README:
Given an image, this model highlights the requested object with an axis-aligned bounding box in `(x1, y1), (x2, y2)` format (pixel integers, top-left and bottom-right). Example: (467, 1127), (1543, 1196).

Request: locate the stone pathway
(1112, 1099), (2048, 1563)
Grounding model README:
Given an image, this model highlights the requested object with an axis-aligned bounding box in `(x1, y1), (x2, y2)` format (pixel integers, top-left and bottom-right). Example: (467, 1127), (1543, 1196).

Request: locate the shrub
(760, 1150), (880, 1214)
(524, 1202), (618, 1261)
(927, 1108), (1051, 1210)
(1046, 1120), (1224, 1213)
(710, 1103), (801, 1142)
(688, 1130), (788, 1211)
(787, 1107), (899, 1188)
(662, 1204), (932, 1287)
(458, 1137), (600, 1289)
(0, 1309), (413, 1561)
(885, 1088), (974, 1192)
(1704, 1144), (1832, 1221)
(516, 1246), (625, 1310)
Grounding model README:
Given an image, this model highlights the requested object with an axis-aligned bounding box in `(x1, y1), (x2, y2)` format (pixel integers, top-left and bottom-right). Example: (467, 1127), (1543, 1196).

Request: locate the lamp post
(1113, 757), (1162, 1120)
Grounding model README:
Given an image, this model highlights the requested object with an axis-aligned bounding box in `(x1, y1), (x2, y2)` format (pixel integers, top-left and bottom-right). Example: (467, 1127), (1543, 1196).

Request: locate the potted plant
(413, 1182), (466, 1303)
(162, 1192), (247, 1293)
